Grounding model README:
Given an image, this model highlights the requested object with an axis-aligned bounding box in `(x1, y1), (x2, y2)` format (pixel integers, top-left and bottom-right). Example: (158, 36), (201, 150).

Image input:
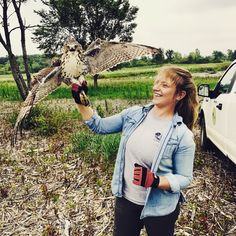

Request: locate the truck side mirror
(198, 84), (210, 97)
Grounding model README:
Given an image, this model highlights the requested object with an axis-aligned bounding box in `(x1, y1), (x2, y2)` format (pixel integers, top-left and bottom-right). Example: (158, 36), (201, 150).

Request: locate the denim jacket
(85, 103), (195, 218)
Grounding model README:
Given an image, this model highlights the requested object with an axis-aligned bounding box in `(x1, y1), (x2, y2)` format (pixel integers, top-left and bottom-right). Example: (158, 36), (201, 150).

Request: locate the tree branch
(0, 33), (10, 53)
(2, 0), (12, 50)
(9, 24), (38, 34)
(7, 10), (15, 21)
(9, 26), (21, 34)
(12, 0), (31, 88)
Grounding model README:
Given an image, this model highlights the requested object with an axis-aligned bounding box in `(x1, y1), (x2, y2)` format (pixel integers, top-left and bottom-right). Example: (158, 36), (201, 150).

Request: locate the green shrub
(101, 134), (120, 163)
(7, 105), (74, 137)
(34, 106), (73, 136)
(70, 131), (120, 164)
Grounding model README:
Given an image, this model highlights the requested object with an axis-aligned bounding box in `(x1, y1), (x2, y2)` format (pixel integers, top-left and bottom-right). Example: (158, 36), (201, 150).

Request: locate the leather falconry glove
(133, 163), (160, 188)
(71, 81), (90, 106)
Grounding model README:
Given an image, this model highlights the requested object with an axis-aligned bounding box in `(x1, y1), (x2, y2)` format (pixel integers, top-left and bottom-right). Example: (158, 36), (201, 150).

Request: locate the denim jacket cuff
(165, 174), (180, 193)
(84, 110), (98, 127)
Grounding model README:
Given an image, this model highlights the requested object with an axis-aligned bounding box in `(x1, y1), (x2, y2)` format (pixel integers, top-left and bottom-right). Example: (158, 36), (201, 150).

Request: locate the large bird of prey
(11, 37), (161, 145)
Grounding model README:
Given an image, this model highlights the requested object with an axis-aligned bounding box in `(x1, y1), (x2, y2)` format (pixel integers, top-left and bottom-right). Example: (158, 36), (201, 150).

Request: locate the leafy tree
(187, 49), (204, 63)
(165, 49), (174, 62)
(172, 52), (183, 64)
(0, 57), (8, 64)
(152, 48), (164, 64)
(33, 0), (138, 53)
(212, 50), (226, 62)
(0, 54), (51, 75)
(232, 50), (236, 61)
(227, 49), (236, 61)
(33, 0), (139, 87)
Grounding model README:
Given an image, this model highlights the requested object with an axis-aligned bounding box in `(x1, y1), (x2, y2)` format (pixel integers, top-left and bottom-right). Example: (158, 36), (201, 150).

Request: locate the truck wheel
(200, 117), (211, 151)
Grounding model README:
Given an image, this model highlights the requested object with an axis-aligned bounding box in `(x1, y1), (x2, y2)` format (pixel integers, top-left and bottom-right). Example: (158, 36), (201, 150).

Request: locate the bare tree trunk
(93, 74), (99, 88)
(0, 0), (29, 100)
(12, 0), (32, 89)
(9, 53), (28, 100)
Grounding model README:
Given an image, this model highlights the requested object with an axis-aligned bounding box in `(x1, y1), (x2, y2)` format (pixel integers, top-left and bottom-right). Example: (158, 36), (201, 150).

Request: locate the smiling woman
(71, 65), (199, 236)
(153, 66), (199, 130)
(152, 75), (186, 118)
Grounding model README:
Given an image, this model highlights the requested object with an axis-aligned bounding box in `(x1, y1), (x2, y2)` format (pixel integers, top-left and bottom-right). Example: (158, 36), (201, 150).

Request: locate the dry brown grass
(0, 100), (235, 236)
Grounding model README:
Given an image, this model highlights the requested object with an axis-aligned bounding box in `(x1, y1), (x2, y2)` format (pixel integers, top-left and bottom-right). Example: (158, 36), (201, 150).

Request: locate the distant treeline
(1, 49), (236, 75)
(115, 48), (236, 69)
(0, 54), (51, 75)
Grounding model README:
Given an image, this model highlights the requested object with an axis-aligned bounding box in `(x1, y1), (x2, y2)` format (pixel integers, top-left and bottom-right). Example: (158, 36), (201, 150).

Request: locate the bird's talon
(80, 91), (90, 106)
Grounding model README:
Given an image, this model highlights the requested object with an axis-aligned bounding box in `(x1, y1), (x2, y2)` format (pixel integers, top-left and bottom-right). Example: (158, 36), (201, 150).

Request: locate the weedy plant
(70, 130), (120, 166)
(7, 104), (80, 137)
(0, 81), (22, 101)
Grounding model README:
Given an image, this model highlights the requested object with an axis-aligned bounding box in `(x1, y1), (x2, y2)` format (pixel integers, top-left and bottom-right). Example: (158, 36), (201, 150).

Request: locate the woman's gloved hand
(71, 80), (90, 106)
(133, 163), (160, 188)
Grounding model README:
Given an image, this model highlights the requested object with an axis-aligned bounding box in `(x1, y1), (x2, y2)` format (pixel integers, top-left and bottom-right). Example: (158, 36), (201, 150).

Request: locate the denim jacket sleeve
(164, 128), (196, 193)
(84, 107), (132, 134)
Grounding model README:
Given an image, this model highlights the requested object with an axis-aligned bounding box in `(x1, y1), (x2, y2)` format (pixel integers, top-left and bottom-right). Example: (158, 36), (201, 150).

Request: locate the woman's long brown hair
(158, 66), (199, 130)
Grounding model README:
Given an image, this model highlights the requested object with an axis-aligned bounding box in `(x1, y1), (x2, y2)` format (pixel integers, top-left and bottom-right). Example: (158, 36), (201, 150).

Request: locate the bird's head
(63, 36), (83, 53)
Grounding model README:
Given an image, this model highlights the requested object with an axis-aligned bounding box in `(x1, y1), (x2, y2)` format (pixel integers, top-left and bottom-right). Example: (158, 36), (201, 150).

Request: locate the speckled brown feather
(11, 66), (62, 146)
(84, 39), (161, 75)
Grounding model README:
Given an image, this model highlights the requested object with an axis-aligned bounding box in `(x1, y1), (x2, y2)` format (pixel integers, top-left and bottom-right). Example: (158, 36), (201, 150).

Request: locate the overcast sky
(0, 0), (236, 57)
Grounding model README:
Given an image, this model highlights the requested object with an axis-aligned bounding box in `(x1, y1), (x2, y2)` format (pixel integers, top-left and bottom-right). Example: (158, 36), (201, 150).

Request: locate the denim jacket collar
(142, 103), (183, 128)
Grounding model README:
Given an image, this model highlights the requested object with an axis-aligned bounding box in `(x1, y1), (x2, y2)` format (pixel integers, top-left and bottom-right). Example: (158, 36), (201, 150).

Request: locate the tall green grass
(0, 76), (219, 102)
(1, 62), (225, 101)
(7, 104), (81, 136)
(0, 82), (22, 101)
(70, 130), (120, 165)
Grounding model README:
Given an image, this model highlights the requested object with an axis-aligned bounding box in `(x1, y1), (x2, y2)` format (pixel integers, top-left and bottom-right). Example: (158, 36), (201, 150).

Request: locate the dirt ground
(0, 100), (235, 236)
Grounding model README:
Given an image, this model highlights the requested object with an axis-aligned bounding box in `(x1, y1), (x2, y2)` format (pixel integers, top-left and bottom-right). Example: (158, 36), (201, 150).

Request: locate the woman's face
(152, 74), (183, 108)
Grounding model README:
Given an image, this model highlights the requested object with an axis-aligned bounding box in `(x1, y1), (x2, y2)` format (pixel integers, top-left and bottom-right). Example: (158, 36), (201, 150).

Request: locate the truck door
(225, 70), (236, 163)
(210, 63), (236, 155)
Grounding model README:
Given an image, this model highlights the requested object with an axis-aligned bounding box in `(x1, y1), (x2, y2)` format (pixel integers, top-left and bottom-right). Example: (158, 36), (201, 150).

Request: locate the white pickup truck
(198, 59), (236, 164)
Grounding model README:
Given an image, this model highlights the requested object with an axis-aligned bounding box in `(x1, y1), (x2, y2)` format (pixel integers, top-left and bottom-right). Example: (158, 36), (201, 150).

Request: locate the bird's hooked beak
(66, 43), (83, 52)
(69, 46), (77, 52)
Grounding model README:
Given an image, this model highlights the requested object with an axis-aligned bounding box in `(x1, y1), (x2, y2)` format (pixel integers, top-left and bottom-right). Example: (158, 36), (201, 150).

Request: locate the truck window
(218, 63), (236, 94)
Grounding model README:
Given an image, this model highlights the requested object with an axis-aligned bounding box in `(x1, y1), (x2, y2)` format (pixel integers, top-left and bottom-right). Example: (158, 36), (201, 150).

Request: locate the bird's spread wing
(33, 66), (62, 101)
(84, 39), (161, 75)
(11, 66), (62, 146)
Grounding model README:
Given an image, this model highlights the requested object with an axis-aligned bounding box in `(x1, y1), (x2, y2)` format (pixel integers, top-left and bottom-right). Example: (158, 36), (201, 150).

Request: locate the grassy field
(0, 62), (235, 235)
(100, 61), (230, 78)
(0, 62), (226, 101)
(1, 61), (230, 81)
